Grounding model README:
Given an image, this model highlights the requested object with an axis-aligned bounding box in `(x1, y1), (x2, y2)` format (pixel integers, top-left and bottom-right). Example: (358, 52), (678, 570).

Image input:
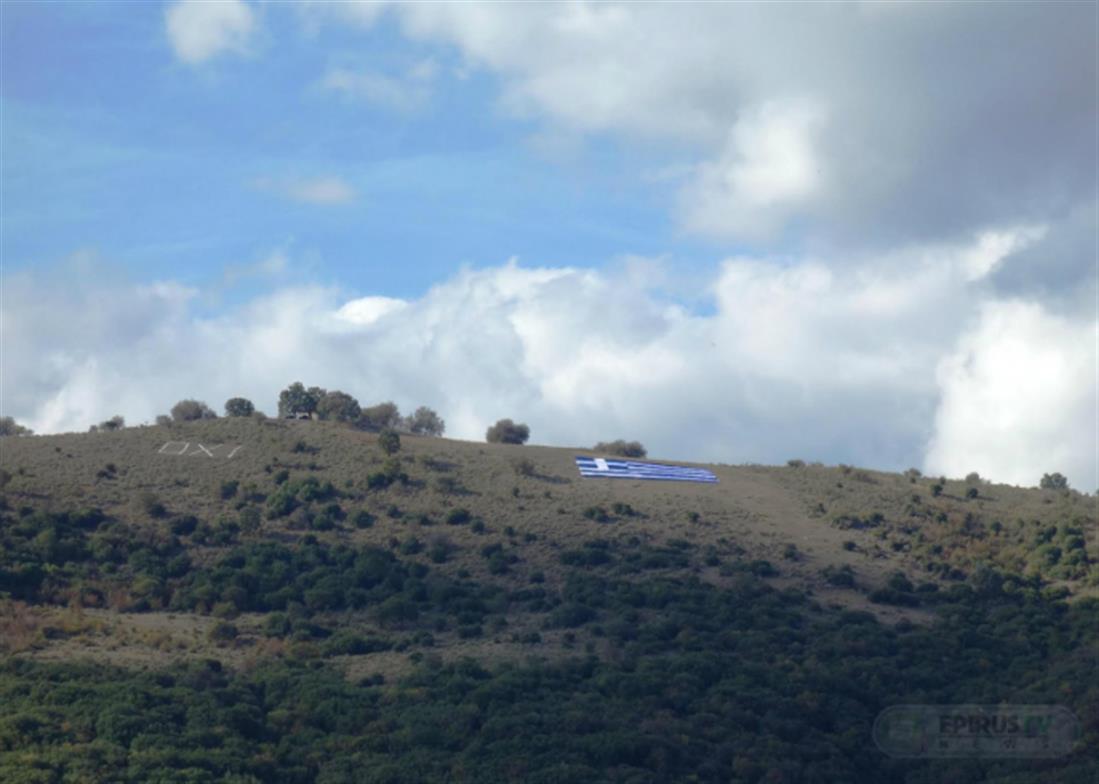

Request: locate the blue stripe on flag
(575, 456), (718, 483)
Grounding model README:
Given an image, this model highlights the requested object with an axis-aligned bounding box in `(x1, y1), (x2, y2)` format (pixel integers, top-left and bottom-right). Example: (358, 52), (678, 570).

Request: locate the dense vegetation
(1, 561), (1096, 783)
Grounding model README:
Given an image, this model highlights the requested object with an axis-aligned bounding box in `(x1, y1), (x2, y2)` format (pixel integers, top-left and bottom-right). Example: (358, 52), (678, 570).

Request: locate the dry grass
(3, 419), (1095, 670)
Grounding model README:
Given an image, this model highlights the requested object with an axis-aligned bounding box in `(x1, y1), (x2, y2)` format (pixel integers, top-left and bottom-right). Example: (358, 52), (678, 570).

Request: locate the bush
(822, 565), (856, 587)
(0, 416), (32, 436)
(429, 537), (452, 564)
(965, 487), (979, 499)
(378, 429), (401, 455)
(239, 507), (261, 534)
(593, 440), (647, 458)
(486, 418), (530, 445)
(316, 390), (361, 423)
(219, 480), (239, 500)
(786, 459), (805, 468)
(138, 492), (167, 519)
(406, 406), (445, 436)
(208, 622), (238, 643)
(446, 508), (472, 526)
(171, 399), (217, 422)
(359, 402), (401, 432)
(513, 458), (536, 477)
(583, 506), (610, 523)
(155, 415), (172, 426)
(353, 510), (375, 529)
(931, 483), (944, 497)
(224, 397), (255, 417)
(170, 515), (199, 536)
(1040, 472), (1069, 490)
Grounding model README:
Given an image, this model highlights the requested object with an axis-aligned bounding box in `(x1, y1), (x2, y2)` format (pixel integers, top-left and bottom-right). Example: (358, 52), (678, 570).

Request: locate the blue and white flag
(575, 456), (718, 483)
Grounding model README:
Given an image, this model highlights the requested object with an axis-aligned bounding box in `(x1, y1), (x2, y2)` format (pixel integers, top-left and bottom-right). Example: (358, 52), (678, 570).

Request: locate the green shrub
(219, 480), (239, 500)
(353, 510), (375, 529)
(208, 621), (238, 643)
(378, 429), (401, 455)
(822, 565), (856, 587)
(446, 508), (472, 526)
(583, 506), (610, 523)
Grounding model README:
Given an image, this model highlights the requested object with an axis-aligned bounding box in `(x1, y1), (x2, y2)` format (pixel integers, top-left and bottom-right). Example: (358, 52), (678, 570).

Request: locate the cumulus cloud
(7, 234), (1091, 486)
(253, 176), (356, 205)
(925, 302), (1097, 490)
(329, 2), (1095, 252)
(681, 99), (825, 239)
(165, 0), (257, 65)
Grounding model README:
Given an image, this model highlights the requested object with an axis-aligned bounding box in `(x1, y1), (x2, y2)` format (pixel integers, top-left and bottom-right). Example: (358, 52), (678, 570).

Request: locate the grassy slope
(1, 417), (1096, 671)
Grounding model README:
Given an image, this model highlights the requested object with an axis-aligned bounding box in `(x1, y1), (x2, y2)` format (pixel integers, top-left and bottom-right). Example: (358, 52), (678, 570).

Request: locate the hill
(0, 418), (1096, 782)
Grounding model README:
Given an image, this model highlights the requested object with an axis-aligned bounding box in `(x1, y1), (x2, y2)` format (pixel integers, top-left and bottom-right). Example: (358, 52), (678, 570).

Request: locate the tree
(155, 415), (172, 426)
(359, 401), (401, 431)
(278, 382), (321, 418)
(171, 399), (217, 422)
(1040, 472), (1069, 490)
(486, 418), (530, 445)
(96, 415), (125, 432)
(316, 390), (361, 423)
(224, 397), (255, 417)
(593, 440), (646, 458)
(406, 406), (445, 436)
(378, 428), (401, 455)
(0, 416), (32, 437)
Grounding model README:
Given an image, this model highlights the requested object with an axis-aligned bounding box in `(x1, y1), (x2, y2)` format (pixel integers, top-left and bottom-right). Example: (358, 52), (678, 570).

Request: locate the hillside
(1, 418), (1097, 782)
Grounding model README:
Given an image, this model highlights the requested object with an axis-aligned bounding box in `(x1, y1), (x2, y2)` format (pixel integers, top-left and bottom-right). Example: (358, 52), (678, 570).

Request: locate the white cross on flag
(575, 456), (718, 483)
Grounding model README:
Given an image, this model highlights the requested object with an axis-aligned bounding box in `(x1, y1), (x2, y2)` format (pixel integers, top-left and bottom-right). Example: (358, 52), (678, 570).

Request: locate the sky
(2, 0), (1096, 489)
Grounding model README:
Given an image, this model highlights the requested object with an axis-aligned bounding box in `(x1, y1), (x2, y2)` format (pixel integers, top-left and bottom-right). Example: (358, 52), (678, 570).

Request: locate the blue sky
(3, 1), (729, 299)
(2, 2), (1095, 488)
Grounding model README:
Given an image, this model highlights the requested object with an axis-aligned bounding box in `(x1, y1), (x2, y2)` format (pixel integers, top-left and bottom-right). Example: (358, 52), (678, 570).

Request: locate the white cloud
(165, 0), (257, 65)
(333, 296), (408, 328)
(332, 3), (1095, 250)
(8, 232), (1091, 486)
(253, 176), (356, 205)
(681, 99), (825, 239)
(924, 302), (1097, 489)
(320, 60), (437, 112)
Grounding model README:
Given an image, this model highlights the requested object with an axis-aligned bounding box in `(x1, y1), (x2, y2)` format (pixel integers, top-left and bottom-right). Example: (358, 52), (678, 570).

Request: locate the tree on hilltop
(593, 439), (646, 458)
(225, 397), (255, 417)
(359, 402), (401, 431)
(316, 390), (361, 423)
(486, 419), (530, 445)
(406, 406), (445, 436)
(278, 382), (321, 418)
(171, 400), (217, 422)
(0, 416), (33, 436)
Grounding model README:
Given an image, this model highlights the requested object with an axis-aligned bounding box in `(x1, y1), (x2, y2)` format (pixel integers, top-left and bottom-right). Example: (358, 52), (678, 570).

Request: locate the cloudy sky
(2, 1), (1096, 488)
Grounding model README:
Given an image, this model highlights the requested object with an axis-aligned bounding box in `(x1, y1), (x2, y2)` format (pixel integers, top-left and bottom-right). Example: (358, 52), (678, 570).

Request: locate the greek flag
(575, 456), (718, 483)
